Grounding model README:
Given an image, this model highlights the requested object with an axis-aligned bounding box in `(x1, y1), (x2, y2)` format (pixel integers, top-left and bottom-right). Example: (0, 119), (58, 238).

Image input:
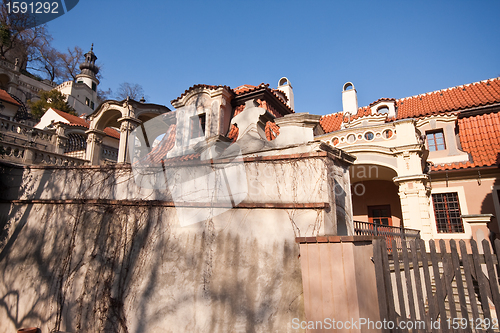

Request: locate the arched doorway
(350, 163), (403, 227)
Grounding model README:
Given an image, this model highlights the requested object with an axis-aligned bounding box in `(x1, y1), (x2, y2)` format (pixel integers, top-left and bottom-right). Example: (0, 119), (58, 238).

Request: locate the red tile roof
(52, 108), (87, 126)
(319, 112), (343, 133)
(369, 98), (396, 108)
(0, 89), (20, 106)
(233, 84), (257, 94)
(171, 84), (232, 104)
(265, 121), (280, 141)
(321, 77), (500, 134)
(227, 124), (239, 142)
(51, 108), (120, 139)
(447, 112), (500, 169)
(320, 77), (500, 171)
(138, 124), (177, 165)
(396, 77), (500, 119)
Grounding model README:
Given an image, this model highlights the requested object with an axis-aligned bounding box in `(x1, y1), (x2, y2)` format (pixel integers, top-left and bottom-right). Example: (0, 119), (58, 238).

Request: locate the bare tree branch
(116, 82), (144, 100)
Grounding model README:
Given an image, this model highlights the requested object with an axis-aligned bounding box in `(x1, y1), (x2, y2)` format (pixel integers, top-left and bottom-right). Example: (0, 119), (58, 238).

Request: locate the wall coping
(295, 235), (376, 244)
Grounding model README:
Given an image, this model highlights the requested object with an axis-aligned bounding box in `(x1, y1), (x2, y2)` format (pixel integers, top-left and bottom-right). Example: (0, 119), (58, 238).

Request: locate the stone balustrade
(0, 118), (55, 146)
(0, 141), (87, 166)
(102, 145), (118, 162)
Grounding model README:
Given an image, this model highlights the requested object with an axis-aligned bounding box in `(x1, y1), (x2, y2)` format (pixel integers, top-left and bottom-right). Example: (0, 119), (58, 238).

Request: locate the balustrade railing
(353, 220), (421, 253)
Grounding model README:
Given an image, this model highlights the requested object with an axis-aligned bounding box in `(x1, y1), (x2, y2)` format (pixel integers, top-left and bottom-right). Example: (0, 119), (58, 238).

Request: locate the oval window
(347, 134), (356, 143)
(364, 132), (374, 141)
(383, 129), (393, 139)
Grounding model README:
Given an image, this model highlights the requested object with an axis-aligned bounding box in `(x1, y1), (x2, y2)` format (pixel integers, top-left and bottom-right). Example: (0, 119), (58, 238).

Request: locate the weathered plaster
(0, 146), (352, 332)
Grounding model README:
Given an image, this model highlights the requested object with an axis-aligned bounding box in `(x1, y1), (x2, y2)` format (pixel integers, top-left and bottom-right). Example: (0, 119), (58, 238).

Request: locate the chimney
(277, 77), (294, 110)
(342, 82), (358, 115)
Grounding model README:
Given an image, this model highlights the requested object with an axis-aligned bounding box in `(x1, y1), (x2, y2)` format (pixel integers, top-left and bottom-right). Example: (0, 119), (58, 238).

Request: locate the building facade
(0, 46), (99, 120)
(318, 78), (500, 243)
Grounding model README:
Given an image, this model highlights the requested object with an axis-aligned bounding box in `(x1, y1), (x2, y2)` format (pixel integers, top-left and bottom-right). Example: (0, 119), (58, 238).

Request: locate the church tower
(75, 44), (99, 92)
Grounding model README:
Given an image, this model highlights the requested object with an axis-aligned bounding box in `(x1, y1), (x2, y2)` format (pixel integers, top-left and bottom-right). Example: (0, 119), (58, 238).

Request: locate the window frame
(426, 129), (446, 152)
(432, 192), (464, 233)
(368, 205), (392, 226)
(190, 113), (206, 139)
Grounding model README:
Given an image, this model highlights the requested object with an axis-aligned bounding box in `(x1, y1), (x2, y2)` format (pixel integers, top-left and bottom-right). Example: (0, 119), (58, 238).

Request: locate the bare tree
(115, 82), (144, 100)
(0, 8), (50, 70)
(59, 46), (84, 82)
(97, 87), (112, 104)
(28, 34), (62, 82)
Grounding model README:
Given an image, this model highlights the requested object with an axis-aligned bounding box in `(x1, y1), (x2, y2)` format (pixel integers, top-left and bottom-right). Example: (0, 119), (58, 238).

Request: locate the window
(383, 129), (393, 139)
(190, 114), (206, 139)
(85, 97), (90, 106)
(66, 133), (87, 153)
(92, 82), (97, 91)
(432, 192), (464, 233)
(377, 106), (389, 114)
(90, 101), (95, 110)
(426, 130), (446, 151)
(368, 205), (392, 226)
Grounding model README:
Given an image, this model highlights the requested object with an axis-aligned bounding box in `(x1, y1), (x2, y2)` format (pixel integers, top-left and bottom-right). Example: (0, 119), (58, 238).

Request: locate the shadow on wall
(0, 165), (304, 332)
(480, 154), (500, 244)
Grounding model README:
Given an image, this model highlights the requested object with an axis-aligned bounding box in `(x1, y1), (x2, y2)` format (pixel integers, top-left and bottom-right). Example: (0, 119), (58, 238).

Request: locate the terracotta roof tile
(233, 83), (268, 96)
(103, 127), (120, 139)
(368, 98), (396, 108)
(139, 124), (176, 165)
(171, 84), (232, 104)
(0, 89), (20, 106)
(321, 77), (500, 135)
(233, 83), (294, 114)
(265, 121), (280, 141)
(396, 77), (500, 119)
(320, 112), (343, 133)
(233, 84), (257, 94)
(431, 112), (500, 171)
(52, 108), (89, 127)
(51, 108), (120, 139)
(227, 124), (239, 142)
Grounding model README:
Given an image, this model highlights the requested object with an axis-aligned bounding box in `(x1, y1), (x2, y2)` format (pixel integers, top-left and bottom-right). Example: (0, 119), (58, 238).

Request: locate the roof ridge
(397, 77), (500, 102)
(171, 84), (232, 103)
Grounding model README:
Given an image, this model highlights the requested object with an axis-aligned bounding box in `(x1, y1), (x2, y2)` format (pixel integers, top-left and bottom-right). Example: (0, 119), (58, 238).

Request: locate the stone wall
(0, 149), (352, 332)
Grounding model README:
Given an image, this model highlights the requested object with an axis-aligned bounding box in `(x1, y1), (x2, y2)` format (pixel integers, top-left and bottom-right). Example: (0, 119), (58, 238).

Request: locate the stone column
(393, 174), (433, 240)
(117, 117), (141, 164)
(85, 129), (105, 165)
(54, 124), (67, 155)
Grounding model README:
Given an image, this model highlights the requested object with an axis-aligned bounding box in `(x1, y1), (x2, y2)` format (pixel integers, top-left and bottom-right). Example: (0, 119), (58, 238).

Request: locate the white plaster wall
(0, 153), (352, 332)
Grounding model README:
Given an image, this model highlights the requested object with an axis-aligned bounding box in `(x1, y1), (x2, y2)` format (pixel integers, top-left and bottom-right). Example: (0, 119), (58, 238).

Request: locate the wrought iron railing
(353, 220), (421, 253)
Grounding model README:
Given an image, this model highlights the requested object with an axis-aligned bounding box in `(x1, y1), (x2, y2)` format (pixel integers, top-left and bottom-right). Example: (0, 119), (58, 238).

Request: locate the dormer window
(369, 99), (396, 118)
(190, 114), (206, 139)
(426, 129), (445, 151)
(377, 106), (389, 114)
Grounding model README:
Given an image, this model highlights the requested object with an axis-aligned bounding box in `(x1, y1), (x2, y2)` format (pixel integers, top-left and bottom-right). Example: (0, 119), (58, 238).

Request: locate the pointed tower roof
(78, 44), (99, 78)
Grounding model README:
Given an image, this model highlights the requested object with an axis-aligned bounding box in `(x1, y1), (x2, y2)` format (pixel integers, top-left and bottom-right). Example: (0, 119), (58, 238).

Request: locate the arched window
(377, 106), (389, 114)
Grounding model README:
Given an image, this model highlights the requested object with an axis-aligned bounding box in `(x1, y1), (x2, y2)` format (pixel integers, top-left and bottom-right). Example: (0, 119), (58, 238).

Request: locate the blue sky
(46, 0), (500, 115)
